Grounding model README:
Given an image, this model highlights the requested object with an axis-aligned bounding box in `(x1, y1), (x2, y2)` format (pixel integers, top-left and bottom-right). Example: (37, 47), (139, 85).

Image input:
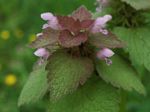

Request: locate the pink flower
(41, 12), (60, 30)
(41, 12), (53, 21)
(36, 33), (43, 37)
(34, 48), (50, 59)
(42, 24), (50, 29)
(97, 48), (114, 65)
(91, 15), (112, 34)
(97, 48), (114, 59)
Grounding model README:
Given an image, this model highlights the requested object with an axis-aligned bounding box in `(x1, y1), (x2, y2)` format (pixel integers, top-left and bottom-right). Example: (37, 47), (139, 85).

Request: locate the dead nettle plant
(18, 1), (147, 111)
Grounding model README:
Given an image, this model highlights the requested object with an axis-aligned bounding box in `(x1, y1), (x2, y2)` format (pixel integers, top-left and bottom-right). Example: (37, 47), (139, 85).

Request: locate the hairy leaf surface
(18, 63), (48, 106)
(114, 27), (150, 72)
(89, 32), (125, 48)
(48, 76), (120, 112)
(96, 55), (146, 95)
(47, 51), (94, 101)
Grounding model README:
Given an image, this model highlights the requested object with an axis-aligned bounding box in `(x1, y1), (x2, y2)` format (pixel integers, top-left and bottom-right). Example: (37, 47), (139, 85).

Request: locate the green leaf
(46, 51), (94, 101)
(114, 27), (150, 72)
(121, 0), (150, 10)
(89, 32), (125, 49)
(48, 75), (120, 112)
(96, 55), (146, 95)
(18, 63), (48, 106)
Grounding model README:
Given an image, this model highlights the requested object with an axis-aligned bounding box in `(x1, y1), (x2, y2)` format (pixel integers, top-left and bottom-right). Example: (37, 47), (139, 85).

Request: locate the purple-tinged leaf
(72, 6), (92, 21)
(29, 28), (59, 49)
(59, 30), (88, 48)
(89, 32), (125, 48)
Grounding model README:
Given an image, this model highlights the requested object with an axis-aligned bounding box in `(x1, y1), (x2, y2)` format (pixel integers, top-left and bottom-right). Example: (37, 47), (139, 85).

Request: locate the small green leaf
(121, 0), (150, 10)
(18, 63), (48, 106)
(46, 51), (94, 101)
(48, 75), (120, 112)
(89, 32), (125, 49)
(96, 55), (146, 95)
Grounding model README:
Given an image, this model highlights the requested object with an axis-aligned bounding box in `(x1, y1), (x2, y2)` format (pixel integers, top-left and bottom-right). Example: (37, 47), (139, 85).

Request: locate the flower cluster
(30, 6), (124, 65)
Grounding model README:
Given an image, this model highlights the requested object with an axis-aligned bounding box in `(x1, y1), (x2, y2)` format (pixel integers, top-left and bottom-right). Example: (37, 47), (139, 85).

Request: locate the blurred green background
(0, 0), (150, 112)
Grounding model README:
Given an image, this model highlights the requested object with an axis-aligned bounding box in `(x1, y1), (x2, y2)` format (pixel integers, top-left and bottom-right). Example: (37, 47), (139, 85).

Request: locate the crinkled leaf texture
(48, 75), (120, 112)
(121, 0), (150, 10)
(29, 28), (59, 49)
(96, 55), (146, 95)
(46, 51), (94, 101)
(57, 15), (94, 48)
(59, 30), (88, 48)
(114, 27), (150, 72)
(89, 32), (125, 49)
(18, 63), (48, 106)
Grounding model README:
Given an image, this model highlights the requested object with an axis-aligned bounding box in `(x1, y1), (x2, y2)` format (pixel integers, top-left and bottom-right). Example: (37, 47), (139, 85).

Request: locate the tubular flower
(41, 12), (60, 30)
(91, 15), (112, 35)
(34, 48), (50, 59)
(97, 48), (114, 65)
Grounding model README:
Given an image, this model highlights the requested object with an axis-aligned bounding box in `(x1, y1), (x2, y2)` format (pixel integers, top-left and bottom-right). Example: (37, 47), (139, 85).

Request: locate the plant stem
(119, 90), (127, 112)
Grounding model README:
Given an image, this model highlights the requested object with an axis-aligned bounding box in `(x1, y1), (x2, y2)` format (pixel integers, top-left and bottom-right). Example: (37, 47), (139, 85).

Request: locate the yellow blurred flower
(4, 74), (17, 86)
(1, 30), (10, 40)
(14, 29), (24, 39)
(28, 34), (36, 43)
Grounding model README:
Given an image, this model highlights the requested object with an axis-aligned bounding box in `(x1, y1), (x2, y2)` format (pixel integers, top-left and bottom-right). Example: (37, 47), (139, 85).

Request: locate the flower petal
(41, 12), (53, 21)
(97, 48), (114, 59)
(91, 15), (112, 33)
(34, 48), (49, 59)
